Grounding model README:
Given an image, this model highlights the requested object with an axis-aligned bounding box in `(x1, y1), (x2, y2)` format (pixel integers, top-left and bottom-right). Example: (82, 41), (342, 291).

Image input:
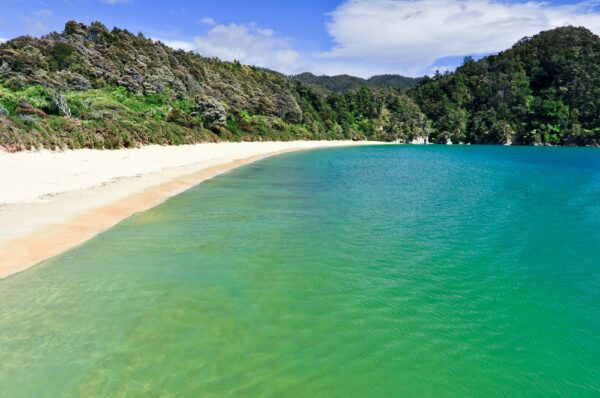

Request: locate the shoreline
(0, 141), (377, 279)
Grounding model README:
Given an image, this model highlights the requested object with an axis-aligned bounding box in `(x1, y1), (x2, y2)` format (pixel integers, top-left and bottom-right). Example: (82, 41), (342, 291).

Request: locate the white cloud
(321, 0), (600, 76)
(199, 17), (216, 26)
(101, 0), (131, 4)
(192, 22), (302, 74)
(33, 9), (53, 18)
(0, 37), (6, 44)
(154, 38), (195, 52)
(152, 21), (303, 74)
(24, 21), (48, 35)
(17, 7), (54, 37)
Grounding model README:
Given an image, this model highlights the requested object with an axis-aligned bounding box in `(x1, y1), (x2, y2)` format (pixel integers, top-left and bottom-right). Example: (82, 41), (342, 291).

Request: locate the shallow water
(1, 145), (600, 397)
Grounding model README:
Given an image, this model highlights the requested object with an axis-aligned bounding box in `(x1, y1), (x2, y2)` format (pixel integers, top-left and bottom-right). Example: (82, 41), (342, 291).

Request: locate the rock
(51, 91), (71, 117)
(0, 62), (12, 78)
(411, 136), (429, 145)
(0, 107), (8, 118)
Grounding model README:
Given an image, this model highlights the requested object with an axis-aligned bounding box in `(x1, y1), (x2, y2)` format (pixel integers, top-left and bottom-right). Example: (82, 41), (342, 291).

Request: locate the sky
(1, 0), (600, 77)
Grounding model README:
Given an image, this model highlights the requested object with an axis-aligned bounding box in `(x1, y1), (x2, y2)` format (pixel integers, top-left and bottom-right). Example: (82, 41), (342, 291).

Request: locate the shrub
(49, 43), (76, 70)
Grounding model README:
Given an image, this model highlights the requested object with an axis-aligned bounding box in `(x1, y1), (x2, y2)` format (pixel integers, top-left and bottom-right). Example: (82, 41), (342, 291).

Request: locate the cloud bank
(101, 0), (131, 4)
(322, 0), (600, 76)
(158, 20), (302, 74)
(157, 1), (600, 77)
(193, 22), (301, 74)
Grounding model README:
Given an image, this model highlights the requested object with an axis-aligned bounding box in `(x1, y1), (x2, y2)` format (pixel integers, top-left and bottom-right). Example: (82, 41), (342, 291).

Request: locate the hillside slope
(410, 26), (600, 145)
(1, 23), (599, 150)
(0, 22), (429, 150)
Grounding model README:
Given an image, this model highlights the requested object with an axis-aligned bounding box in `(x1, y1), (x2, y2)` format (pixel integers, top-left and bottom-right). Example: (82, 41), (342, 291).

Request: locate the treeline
(411, 26), (600, 146)
(0, 22), (599, 150)
(0, 21), (429, 150)
(291, 72), (421, 94)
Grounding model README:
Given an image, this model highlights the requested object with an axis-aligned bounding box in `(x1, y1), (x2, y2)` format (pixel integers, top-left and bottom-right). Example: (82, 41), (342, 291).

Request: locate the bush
(49, 43), (76, 70)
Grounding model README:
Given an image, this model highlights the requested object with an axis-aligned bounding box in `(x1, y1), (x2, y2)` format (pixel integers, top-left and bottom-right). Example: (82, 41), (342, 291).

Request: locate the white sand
(0, 141), (376, 278)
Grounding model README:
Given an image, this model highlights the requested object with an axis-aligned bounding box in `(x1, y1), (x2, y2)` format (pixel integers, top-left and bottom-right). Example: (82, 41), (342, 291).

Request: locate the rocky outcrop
(410, 136), (429, 145)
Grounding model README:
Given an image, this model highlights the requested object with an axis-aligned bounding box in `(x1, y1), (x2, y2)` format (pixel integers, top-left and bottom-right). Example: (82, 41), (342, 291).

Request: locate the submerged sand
(0, 141), (375, 279)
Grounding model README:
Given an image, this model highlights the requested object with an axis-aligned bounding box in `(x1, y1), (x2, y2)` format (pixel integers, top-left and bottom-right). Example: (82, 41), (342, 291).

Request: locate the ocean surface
(1, 145), (599, 397)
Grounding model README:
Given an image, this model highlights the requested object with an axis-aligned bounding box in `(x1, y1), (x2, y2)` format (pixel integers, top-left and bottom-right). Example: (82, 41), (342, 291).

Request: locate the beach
(0, 141), (373, 279)
(3, 145), (598, 396)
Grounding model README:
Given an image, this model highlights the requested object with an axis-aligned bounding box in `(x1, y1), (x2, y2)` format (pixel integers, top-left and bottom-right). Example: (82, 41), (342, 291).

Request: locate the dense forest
(0, 22), (599, 150)
(291, 72), (421, 94)
(411, 26), (600, 146)
(0, 21), (429, 150)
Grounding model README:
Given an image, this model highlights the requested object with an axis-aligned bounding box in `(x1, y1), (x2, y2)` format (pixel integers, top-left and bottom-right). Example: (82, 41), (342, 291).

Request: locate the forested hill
(410, 26), (600, 146)
(291, 73), (422, 94)
(0, 21), (429, 150)
(0, 22), (599, 150)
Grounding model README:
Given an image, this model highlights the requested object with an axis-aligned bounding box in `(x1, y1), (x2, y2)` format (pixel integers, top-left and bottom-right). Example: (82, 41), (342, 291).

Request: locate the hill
(410, 26), (600, 146)
(1, 22), (599, 150)
(291, 72), (422, 93)
(0, 21), (429, 150)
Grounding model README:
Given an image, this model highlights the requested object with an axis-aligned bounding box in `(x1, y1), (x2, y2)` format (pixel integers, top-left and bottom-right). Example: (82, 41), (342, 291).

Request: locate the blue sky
(1, 0), (600, 77)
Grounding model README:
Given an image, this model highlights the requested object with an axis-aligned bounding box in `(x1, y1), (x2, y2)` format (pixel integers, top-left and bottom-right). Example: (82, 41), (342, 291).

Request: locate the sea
(1, 145), (599, 397)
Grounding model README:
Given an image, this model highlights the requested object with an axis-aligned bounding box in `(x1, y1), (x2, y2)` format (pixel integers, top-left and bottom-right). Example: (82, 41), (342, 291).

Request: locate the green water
(1, 145), (600, 397)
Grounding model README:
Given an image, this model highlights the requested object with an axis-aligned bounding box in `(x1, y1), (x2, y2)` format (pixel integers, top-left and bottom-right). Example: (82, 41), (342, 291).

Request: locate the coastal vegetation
(0, 22), (599, 150)
(411, 27), (600, 146)
(0, 21), (429, 150)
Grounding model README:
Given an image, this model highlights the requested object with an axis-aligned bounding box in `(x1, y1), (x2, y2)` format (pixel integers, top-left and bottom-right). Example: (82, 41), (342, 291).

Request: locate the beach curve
(0, 141), (377, 279)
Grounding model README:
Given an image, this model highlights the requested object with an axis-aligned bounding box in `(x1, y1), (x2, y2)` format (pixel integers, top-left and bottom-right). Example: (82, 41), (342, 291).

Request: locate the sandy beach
(0, 141), (375, 279)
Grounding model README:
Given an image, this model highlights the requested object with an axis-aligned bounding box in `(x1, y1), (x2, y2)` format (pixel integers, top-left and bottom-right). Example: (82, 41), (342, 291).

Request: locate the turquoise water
(1, 145), (600, 397)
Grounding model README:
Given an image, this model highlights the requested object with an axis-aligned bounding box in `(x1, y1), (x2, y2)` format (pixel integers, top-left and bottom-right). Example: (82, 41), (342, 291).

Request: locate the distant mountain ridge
(291, 72), (422, 93)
